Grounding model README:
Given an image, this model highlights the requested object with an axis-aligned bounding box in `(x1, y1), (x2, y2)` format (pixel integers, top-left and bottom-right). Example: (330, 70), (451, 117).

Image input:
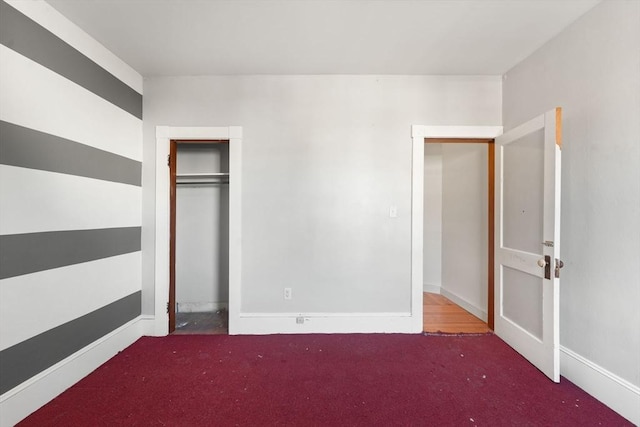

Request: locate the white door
(494, 107), (562, 382)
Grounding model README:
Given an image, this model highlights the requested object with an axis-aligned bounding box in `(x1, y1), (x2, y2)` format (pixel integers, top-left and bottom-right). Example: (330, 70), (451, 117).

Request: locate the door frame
(154, 126), (242, 336)
(411, 125), (502, 329)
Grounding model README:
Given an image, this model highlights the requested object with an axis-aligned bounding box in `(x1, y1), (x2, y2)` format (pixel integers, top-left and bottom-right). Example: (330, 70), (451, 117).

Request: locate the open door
(494, 107), (563, 382)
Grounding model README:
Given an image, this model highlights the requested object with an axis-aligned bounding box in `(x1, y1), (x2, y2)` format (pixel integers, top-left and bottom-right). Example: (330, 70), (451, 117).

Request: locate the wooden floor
(423, 292), (491, 334)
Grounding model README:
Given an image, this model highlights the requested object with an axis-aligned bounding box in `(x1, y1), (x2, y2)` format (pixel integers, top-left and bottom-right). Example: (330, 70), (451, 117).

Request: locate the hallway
(423, 292), (491, 334)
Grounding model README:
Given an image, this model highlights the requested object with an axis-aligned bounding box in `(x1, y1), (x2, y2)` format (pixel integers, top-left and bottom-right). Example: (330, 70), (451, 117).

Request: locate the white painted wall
(142, 75), (502, 320)
(175, 144), (229, 311)
(441, 144), (488, 319)
(423, 144), (442, 292)
(502, 1), (640, 423)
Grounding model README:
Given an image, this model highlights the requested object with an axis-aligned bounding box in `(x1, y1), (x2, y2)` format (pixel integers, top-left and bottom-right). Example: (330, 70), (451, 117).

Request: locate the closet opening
(169, 139), (230, 334)
(422, 138), (495, 333)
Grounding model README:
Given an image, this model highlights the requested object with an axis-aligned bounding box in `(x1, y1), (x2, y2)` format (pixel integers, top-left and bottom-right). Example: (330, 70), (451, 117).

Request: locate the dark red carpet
(20, 334), (631, 426)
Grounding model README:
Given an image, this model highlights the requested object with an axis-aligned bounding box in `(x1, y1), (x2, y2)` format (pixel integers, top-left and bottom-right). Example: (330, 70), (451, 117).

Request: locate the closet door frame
(154, 126), (242, 337)
(169, 139), (229, 333)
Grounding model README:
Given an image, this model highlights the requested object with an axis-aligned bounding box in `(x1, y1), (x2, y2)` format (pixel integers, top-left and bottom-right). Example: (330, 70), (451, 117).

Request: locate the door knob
(537, 258), (547, 268)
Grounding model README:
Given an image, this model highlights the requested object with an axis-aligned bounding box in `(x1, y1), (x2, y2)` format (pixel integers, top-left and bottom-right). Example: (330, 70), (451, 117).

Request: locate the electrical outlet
(284, 288), (292, 300)
(296, 317), (304, 324)
(389, 205), (398, 218)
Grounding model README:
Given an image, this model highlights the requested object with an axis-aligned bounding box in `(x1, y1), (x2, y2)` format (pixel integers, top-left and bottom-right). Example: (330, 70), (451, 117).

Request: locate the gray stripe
(0, 227), (141, 279)
(0, 291), (141, 395)
(0, 2), (142, 119)
(0, 121), (141, 186)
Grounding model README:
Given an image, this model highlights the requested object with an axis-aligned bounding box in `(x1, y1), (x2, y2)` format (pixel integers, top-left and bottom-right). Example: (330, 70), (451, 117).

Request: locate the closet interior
(172, 142), (229, 334)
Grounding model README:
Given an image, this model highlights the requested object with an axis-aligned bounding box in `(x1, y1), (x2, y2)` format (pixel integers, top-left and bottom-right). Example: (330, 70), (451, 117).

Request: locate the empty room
(0, 0), (638, 425)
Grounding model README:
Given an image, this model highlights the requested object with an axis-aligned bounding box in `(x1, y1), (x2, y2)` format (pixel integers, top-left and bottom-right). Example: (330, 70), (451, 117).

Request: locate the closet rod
(176, 172), (229, 178)
(176, 182), (229, 186)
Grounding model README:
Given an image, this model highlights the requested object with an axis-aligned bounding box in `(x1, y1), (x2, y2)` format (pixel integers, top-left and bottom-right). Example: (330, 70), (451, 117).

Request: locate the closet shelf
(176, 173), (229, 185)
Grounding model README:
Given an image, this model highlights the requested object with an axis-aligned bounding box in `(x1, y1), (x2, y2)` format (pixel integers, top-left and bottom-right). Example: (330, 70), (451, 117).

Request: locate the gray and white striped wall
(0, 1), (143, 423)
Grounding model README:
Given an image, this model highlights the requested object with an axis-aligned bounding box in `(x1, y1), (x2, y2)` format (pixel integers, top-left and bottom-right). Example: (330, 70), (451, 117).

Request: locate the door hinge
(167, 154), (170, 166)
(555, 259), (564, 278)
(166, 302), (169, 313)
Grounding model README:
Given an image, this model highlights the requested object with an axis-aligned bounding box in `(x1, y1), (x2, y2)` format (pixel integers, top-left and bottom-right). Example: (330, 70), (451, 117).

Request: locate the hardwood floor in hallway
(423, 292), (492, 334)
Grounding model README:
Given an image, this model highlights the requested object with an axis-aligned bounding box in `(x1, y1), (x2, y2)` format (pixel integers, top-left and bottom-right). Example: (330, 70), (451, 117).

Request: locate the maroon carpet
(20, 334), (631, 426)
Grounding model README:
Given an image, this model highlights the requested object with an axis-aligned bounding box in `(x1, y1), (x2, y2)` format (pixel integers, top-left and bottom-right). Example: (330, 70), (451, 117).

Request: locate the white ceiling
(46, 0), (601, 77)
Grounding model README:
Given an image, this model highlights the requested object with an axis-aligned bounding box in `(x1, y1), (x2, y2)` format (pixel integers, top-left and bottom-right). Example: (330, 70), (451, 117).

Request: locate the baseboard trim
(139, 314), (156, 336)
(229, 312), (420, 335)
(560, 345), (640, 425)
(423, 284), (441, 294)
(238, 311), (411, 318)
(439, 288), (487, 322)
(0, 316), (145, 426)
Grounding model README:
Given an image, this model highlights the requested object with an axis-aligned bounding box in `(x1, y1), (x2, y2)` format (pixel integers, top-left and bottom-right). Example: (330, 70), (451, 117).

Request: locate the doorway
(423, 138), (494, 333)
(411, 125), (502, 333)
(422, 138), (494, 333)
(154, 126), (242, 337)
(169, 140), (229, 334)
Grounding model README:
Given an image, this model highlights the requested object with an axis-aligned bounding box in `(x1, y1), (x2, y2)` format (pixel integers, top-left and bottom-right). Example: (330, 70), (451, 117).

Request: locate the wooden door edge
(488, 143), (495, 330)
(169, 140), (177, 333)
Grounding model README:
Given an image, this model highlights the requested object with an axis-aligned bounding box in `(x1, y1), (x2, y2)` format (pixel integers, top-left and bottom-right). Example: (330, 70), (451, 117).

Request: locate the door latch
(544, 255), (552, 280)
(555, 259), (564, 278)
(538, 256), (563, 279)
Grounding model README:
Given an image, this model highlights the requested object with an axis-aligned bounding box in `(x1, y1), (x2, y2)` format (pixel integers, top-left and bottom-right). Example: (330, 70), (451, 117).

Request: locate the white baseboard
(439, 288), (487, 322)
(0, 316), (145, 426)
(177, 301), (228, 313)
(423, 283), (441, 294)
(560, 346), (640, 425)
(139, 315), (157, 336)
(229, 312), (421, 335)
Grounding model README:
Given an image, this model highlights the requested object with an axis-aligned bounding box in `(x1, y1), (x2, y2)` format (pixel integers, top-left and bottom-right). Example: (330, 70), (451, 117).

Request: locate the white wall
(441, 144), (488, 319)
(175, 144), (229, 311)
(142, 76), (502, 323)
(423, 144), (442, 292)
(502, 1), (640, 423)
